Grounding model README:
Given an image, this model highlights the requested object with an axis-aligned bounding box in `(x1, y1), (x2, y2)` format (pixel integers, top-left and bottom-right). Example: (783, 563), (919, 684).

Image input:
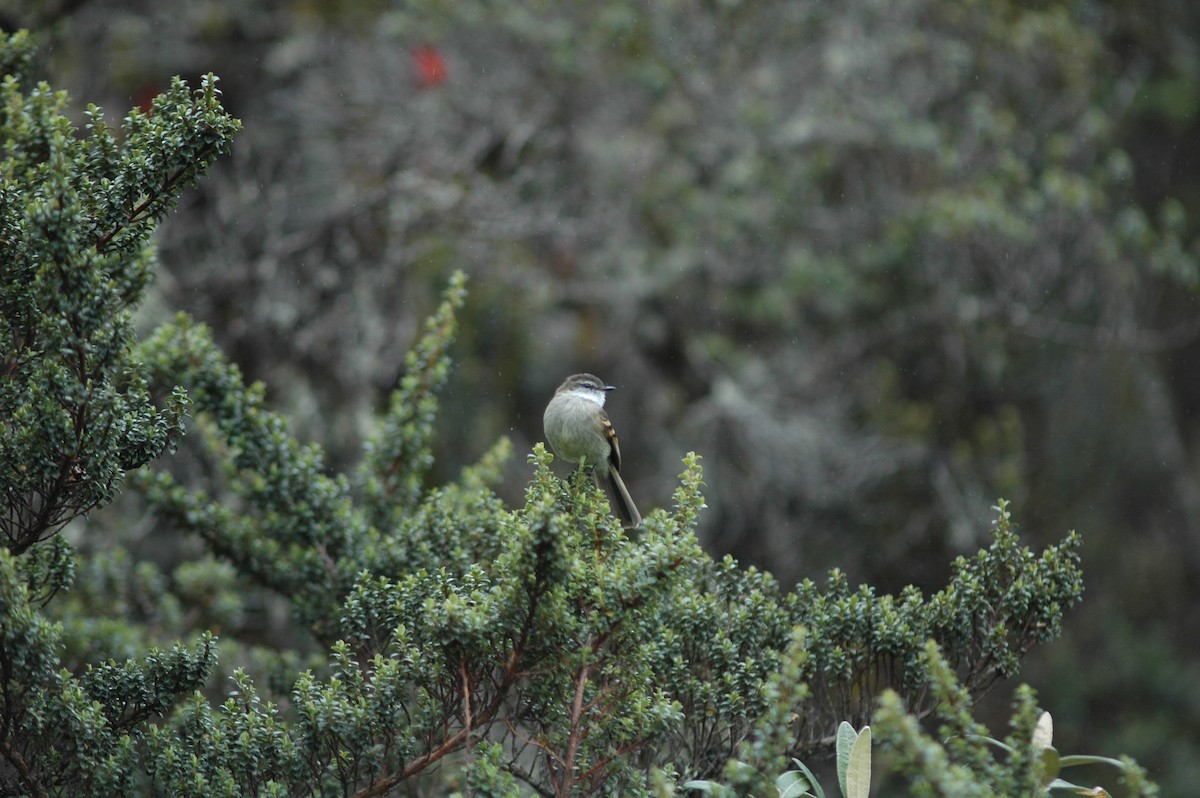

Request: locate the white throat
(566, 386), (607, 407)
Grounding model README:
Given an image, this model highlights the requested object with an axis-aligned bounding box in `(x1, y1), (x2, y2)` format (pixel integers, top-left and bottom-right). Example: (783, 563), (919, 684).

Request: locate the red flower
(412, 45), (448, 88)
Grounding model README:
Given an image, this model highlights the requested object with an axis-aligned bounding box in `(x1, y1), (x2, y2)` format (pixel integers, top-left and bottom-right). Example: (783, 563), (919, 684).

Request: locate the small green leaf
(776, 769), (814, 798)
(845, 726), (871, 798)
(836, 720), (856, 796)
(1040, 746), (1061, 786)
(1057, 754), (1128, 768)
(1046, 780), (1110, 797)
(789, 759), (826, 798)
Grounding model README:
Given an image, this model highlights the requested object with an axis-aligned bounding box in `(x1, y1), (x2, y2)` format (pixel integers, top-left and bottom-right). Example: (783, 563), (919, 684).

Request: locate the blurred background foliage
(4, 0), (1198, 790)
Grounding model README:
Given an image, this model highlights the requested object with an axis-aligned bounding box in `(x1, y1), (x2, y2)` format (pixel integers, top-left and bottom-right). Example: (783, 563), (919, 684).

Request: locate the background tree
(2, 0), (1198, 791)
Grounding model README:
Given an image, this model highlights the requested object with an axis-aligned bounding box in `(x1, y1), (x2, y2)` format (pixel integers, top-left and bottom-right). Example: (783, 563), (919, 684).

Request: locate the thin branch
(351, 559), (546, 798)
(555, 661), (591, 798)
(94, 147), (218, 252)
(461, 660), (473, 776)
(0, 736), (46, 798)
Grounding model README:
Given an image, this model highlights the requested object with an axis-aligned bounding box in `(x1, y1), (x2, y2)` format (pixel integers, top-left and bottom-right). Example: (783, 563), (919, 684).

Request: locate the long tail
(605, 468), (642, 528)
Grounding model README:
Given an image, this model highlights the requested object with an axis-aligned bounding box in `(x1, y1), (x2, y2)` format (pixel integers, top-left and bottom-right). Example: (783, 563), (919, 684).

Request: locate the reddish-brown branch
(554, 661), (591, 798)
(353, 568), (543, 798)
(0, 737), (45, 798)
(353, 724), (465, 798)
(461, 660), (473, 774)
(579, 738), (646, 792)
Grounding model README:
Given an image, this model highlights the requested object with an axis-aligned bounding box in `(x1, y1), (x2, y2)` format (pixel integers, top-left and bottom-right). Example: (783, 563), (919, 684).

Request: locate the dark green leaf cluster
(132, 272), (487, 642)
(43, 545), (244, 674)
(1, 28), (240, 564)
(0, 27), (237, 797)
(874, 642), (1159, 797)
(0, 548), (217, 797)
(136, 313), (368, 639)
(359, 272), (468, 523)
(789, 501), (1083, 743)
(646, 501), (1083, 783)
(112, 437), (714, 796)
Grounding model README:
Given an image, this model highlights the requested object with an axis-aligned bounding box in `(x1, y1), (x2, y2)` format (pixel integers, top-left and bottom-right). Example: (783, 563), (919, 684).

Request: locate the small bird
(543, 373), (642, 527)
